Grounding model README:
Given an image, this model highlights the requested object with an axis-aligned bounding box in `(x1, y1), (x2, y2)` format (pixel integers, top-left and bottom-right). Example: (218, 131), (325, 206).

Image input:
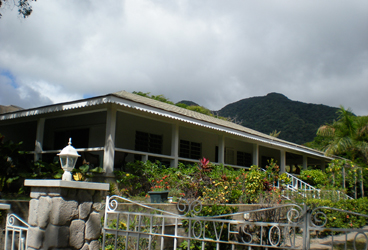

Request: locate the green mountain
(216, 93), (341, 145)
(176, 100), (199, 106)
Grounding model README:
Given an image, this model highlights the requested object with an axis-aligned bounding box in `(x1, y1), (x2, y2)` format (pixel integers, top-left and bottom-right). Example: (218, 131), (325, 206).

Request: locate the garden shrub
(299, 169), (328, 189)
(305, 197), (368, 231)
(111, 158), (292, 206)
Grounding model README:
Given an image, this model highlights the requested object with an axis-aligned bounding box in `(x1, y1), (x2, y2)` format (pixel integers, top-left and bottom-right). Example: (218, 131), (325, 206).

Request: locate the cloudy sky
(0, 0), (367, 115)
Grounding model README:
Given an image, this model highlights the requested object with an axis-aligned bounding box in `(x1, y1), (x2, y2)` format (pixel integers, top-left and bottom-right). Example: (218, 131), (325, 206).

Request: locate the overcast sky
(0, 0), (367, 115)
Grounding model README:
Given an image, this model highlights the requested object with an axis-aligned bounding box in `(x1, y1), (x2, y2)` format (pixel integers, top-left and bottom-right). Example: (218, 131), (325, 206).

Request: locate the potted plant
(148, 175), (170, 203)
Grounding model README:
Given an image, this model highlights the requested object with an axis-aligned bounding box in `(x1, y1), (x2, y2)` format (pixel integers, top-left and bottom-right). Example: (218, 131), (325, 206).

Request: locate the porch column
(321, 159), (326, 171)
(252, 144), (259, 166)
(218, 135), (225, 164)
(303, 155), (308, 170)
(170, 124), (179, 168)
(34, 118), (45, 162)
(280, 149), (286, 173)
(103, 105), (117, 175)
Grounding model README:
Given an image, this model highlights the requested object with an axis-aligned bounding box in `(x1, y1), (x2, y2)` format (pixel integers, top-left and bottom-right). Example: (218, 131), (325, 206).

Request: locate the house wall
(115, 112), (172, 155)
(178, 126), (218, 161)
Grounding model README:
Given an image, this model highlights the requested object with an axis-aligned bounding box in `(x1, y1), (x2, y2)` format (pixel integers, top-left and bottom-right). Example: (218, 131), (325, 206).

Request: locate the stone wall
(25, 180), (109, 250)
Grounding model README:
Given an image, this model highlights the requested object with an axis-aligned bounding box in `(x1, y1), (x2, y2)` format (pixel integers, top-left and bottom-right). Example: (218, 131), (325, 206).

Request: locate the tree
(315, 106), (368, 164)
(0, 0), (34, 18)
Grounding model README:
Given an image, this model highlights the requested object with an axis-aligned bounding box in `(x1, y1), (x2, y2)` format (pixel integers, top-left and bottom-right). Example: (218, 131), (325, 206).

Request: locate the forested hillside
(216, 93), (341, 144)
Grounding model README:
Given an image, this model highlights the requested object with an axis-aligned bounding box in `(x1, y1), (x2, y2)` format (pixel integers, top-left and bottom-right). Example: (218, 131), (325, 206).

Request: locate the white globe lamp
(57, 138), (80, 181)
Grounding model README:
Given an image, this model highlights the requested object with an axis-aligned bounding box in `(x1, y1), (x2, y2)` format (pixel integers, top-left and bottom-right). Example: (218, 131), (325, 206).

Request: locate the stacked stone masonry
(27, 187), (105, 250)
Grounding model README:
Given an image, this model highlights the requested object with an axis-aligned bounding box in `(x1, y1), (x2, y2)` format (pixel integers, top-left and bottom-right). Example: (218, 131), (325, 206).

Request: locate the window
(179, 140), (201, 160)
(135, 131), (163, 154)
(237, 151), (252, 167)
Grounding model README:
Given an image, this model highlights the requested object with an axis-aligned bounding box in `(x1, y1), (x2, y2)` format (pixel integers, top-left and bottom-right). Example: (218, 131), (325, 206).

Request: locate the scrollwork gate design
(102, 196), (308, 249)
(102, 196), (368, 250)
(4, 213), (29, 250)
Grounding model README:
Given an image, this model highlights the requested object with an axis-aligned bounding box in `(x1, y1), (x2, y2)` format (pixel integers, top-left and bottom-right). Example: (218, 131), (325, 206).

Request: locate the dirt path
(300, 226), (368, 250)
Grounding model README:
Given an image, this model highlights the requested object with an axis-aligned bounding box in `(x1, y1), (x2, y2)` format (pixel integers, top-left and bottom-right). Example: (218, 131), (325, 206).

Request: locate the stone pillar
(24, 180), (109, 250)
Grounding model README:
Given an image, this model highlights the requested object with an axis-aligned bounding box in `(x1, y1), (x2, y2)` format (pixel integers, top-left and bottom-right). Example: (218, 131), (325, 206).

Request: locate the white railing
(262, 170), (353, 201)
(281, 172), (353, 201)
(4, 214), (29, 250)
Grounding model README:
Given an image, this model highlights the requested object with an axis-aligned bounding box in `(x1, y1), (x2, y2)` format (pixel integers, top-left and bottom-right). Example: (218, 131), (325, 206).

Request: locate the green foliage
(102, 209), (158, 250)
(312, 106), (368, 165)
(309, 108), (368, 195)
(111, 158), (286, 205)
(299, 169), (328, 189)
(269, 130), (281, 138)
(186, 105), (213, 116)
(33, 161), (64, 179)
(133, 91), (174, 105)
(305, 197), (368, 233)
(72, 164), (103, 181)
(243, 165), (266, 202)
(0, 134), (33, 194)
(0, 133), (73, 196)
(132, 91), (231, 121)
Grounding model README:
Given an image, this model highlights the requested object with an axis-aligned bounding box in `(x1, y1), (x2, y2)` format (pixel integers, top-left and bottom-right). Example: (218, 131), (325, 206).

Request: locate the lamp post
(57, 138), (80, 181)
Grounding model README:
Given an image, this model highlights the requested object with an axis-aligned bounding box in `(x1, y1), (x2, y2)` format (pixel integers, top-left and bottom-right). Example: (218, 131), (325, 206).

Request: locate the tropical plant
(305, 197), (368, 234)
(308, 107), (368, 196)
(315, 106), (368, 164)
(299, 169), (328, 189)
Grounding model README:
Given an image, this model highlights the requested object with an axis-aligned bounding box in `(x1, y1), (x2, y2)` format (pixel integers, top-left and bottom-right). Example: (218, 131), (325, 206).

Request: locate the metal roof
(0, 90), (331, 160)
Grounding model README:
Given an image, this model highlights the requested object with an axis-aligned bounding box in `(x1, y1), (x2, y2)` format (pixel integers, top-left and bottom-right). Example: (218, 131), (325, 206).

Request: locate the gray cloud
(0, 0), (367, 115)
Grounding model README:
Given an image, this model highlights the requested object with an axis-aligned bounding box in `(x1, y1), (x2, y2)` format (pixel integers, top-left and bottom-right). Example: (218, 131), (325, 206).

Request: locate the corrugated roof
(0, 90), (330, 159)
(112, 91), (329, 158)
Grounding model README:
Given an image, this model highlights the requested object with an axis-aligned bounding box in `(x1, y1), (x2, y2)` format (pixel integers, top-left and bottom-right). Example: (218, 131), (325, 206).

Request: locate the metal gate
(102, 195), (368, 250)
(4, 213), (29, 250)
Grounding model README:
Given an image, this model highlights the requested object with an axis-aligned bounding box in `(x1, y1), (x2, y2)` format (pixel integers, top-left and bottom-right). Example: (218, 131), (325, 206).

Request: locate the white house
(0, 91), (332, 176)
